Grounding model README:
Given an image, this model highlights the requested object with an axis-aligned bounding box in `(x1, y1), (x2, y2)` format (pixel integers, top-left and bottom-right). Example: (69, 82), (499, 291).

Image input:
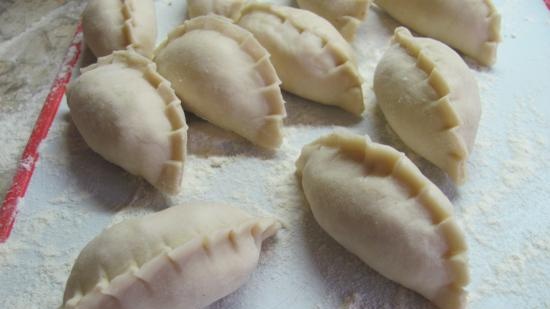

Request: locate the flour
(19, 155), (35, 172)
(0, 200), (83, 309)
(0, 0), (86, 201)
(1, 0), (550, 308)
(470, 229), (550, 309)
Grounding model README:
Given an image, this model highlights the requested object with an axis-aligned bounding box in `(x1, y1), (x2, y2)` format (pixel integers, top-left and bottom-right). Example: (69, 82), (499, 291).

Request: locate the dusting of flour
(1, 0), (550, 308)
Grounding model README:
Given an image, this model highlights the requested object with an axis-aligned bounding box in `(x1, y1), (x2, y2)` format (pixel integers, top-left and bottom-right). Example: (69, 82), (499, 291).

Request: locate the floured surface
(1, 0), (549, 308)
(0, 0), (87, 203)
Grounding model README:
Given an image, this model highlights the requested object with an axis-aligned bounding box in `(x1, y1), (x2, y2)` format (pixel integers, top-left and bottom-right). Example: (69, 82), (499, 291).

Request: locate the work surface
(1, 0), (550, 308)
(0, 0), (87, 206)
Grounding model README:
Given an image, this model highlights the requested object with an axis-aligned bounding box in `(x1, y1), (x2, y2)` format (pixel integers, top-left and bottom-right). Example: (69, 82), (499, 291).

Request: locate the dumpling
(296, 131), (469, 309)
(82, 0), (157, 58)
(237, 4), (364, 115)
(187, 0), (245, 20)
(154, 15), (286, 149)
(67, 49), (187, 195)
(374, 0), (501, 66)
(61, 203), (281, 309)
(374, 27), (481, 184)
(296, 0), (371, 41)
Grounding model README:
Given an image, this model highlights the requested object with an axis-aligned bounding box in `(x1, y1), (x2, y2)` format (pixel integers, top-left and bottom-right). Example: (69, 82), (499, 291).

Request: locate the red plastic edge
(0, 23), (83, 243)
(546, 0), (550, 9)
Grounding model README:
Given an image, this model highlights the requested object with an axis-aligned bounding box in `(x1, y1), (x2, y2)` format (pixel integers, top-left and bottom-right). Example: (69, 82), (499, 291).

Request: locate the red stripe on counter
(0, 23), (83, 243)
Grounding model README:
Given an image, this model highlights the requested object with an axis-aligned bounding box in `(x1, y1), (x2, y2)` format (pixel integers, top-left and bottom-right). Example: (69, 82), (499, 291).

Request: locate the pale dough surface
(155, 15), (286, 149)
(296, 0), (371, 41)
(296, 131), (469, 309)
(374, 0), (501, 66)
(62, 203), (281, 309)
(374, 27), (481, 184)
(67, 50), (187, 194)
(237, 4), (365, 115)
(82, 0), (157, 58)
(187, 0), (245, 20)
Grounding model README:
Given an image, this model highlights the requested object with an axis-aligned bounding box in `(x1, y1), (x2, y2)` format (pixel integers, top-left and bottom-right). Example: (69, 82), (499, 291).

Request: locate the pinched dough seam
(64, 219), (280, 308)
(332, 0), (370, 41)
(376, 141), (469, 309)
(299, 132), (469, 308)
(188, 0), (245, 21)
(393, 28), (469, 177)
(337, 15), (363, 41)
(218, 0), (246, 21)
(239, 4), (364, 92)
(298, 0), (370, 41)
(84, 50), (187, 194)
(157, 16), (286, 142)
(478, 0), (501, 65)
(483, 0), (502, 44)
(120, 0), (142, 51)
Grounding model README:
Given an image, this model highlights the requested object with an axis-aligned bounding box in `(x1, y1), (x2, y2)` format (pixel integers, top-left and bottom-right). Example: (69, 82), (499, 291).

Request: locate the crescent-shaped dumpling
(61, 203), (281, 309)
(187, 0), (245, 20)
(295, 131), (469, 309)
(82, 0), (157, 58)
(296, 0), (371, 41)
(237, 4), (365, 115)
(67, 50), (187, 195)
(374, 27), (481, 184)
(374, 0), (501, 66)
(154, 15), (286, 149)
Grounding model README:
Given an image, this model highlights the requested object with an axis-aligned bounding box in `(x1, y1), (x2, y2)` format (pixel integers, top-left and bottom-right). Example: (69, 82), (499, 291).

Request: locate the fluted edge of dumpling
(295, 130), (469, 309)
(337, 15), (363, 42)
(155, 15), (286, 149)
(296, 0), (370, 42)
(392, 27), (469, 184)
(120, 0), (155, 58)
(61, 216), (280, 309)
(478, 0), (501, 66)
(334, 0), (370, 41)
(83, 49), (188, 195)
(239, 3), (365, 116)
(187, 0), (246, 21)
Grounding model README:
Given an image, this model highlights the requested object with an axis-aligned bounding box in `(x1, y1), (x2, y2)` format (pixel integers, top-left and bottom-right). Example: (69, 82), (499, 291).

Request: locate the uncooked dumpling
(67, 49), (187, 194)
(237, 4), (364, 115)
(374, 0), (501, 66)
(61, 203), (281, 309)
(154, 15), (286, 149)
(82, 0), (157, 58)
(187, 0), (245, 20)
(297, 0), (371, 41)
(296, 131), (469, 309)
(374, 27), (481, 184)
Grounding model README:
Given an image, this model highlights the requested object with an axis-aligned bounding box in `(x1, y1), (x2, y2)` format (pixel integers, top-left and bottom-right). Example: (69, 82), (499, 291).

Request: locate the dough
(187, 0), (245, 20)
(296, 0), (371, 41)
(82, 0), (157, 58)
(67, 49), (187, 195)
(237, 4), (364, 115)
(374, 0), (501, 66)
(296, 130), (469, 309)
(374, 27), (481, 184)
(61, 203), (281, 309)
(154, 15), (286, 149)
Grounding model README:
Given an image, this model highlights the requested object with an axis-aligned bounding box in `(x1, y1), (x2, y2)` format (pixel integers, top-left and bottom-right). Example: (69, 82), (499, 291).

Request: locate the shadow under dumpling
(186, 114), (278, 160)
(64, 114), (168, 212)
(283, 91), (363, 127)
